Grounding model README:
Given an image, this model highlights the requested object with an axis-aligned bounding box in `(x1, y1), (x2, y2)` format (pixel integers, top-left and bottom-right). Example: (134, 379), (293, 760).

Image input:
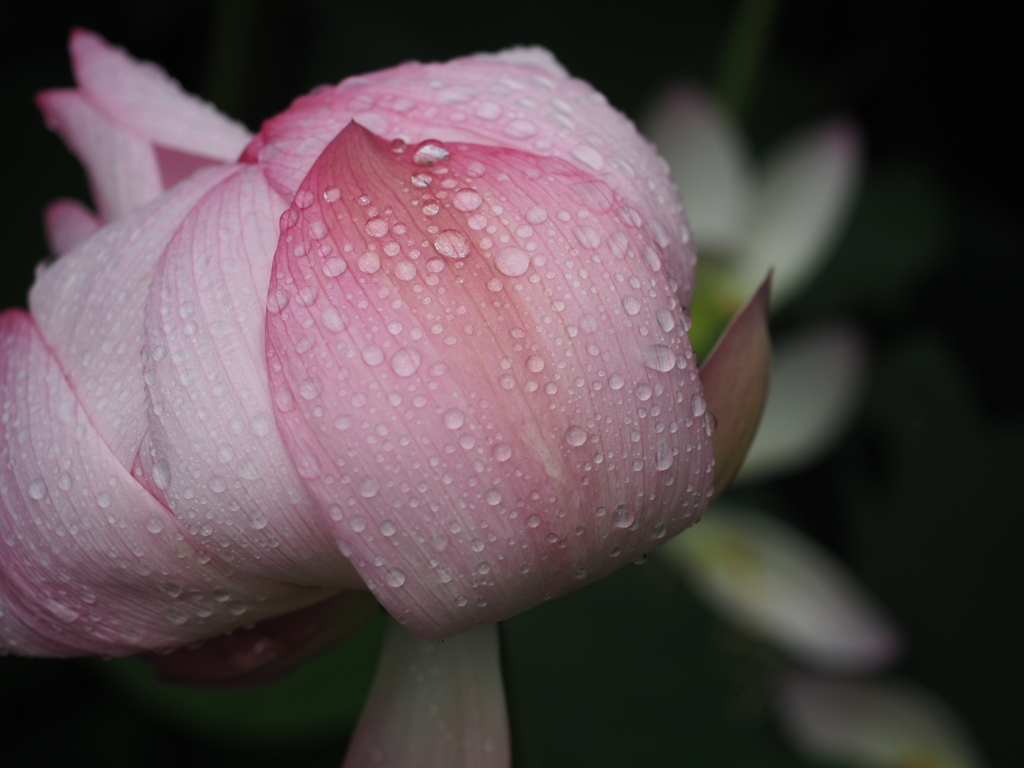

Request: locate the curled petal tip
(699, 272), (772, 501)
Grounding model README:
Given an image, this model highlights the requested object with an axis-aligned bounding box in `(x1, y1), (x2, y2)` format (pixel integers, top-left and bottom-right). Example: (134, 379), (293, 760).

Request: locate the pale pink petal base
(343, 620), (510, 768)
(266, 123), (712, 639)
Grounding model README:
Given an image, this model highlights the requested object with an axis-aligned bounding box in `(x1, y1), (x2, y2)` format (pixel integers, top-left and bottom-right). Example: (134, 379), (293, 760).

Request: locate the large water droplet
(453, 189), (483, 211)
(622, 296), (641, 316)
(361, 345), (385, 366)
(385, 568), (406, 587)
(145, 516), (164, 534)
(28, 479), (47, 500)
(495, 247), (529, 277)
(655, 441), (673, 471)
(359, 478), (380, 498)
(390, 348), (422, 377)
(690, 393), (707, 417)
(358, 252), (381, 273)
(413, 141), (450, 165)
(642, 345), (676, 372)
(380, 520), (397, 536)
(433, 230), (471, 259)
(655, 308), (675, 333)
(153, 459), (171, 490)
(526, 355), (545, 373)
(443, 408), (465, 429)
(323, 257), (348, 277)
(564, 425), (588, 446)
(493, 443), (513, 461)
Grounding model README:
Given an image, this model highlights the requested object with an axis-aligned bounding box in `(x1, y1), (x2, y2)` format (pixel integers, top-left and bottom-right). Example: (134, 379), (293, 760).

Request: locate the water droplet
(411, 172), (433, 188)
(642, 345), (676, 372)
(97, 491), (112, 508)
(635, 383), (653, 401)
(656, 442), (673, 471)
(361, 345), (385, 366)
(248, 511), (269, 530)
(413, 141), (450, 165)
(493, 443), (512, 461)
(145, 516), (164, 534)
(323, 257), (348, 277)
(27, 479), (46, 500)
(633, 553), (649, 565)
(571, 144), (604, 170)
(323, 186), (341, 203)
(153, 460), (171, 490)
(504, 119), (538, 138)
(359, 478), (380, 498)
(704, 412), (718, 437)
(655, 308), (675, 333)
(573, 226), (601, 249)
(613, 504), (634, 528)
(394, 261), (417, 280)
(365, 218), (388, 238)
(622, 296), (641, 316)
(495, 246), (529, 277)
(165, 608), (188, 625)
(527, 514), (541, 528)
(250, 414), (272, 436)
(564, 425), (588, 447)
(455, 594), (469, 607)
(526, 355), (545, 373)
(642, 245), (662, 272)
(58, 473), (72, 491)
(433, 230), (471, 259)
(350, 515), (367, 533)
(385, 568), (406, 587)
(576, 568), (587, 580)
(358, 252), (381, 273)
(295, 189), (315, 209)
(690, 393), (707, 417)
(485, 489), (502, 506)
(652, 522), (667, 539)
(453, 189), (483, 211)
(390, 348), (422, 377)
(443, 408), (465, 429)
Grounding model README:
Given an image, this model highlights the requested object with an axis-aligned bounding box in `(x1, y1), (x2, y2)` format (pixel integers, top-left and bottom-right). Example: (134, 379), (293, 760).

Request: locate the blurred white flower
(643, 84), (868, 482)
(777, 673), (987, 768)
(658, 502), (901, 674)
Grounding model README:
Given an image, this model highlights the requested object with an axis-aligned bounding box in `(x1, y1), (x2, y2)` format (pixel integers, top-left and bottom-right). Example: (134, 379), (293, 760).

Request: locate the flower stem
(715, 0), (781, 121)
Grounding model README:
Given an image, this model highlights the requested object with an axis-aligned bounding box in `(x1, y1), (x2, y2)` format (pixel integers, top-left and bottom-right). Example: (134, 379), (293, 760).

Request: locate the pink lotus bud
(0, 32), (769, 658)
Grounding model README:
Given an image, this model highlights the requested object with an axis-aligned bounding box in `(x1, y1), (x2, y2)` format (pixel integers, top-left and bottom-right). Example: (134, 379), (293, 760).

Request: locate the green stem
(715, 0), (781, 121)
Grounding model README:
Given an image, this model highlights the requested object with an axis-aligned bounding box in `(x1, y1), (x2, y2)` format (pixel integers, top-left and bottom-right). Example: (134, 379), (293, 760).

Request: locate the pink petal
(36, 88), (162, 221)
(343, 620), (509, 768)
(265, 122), (711, 639)
(698, 275), (772, 501)
(43, 198), (100, 254)
(30, 164), (240, 471)
(140, 591), (379, 688)
(69, 29), (252, 163)
(0, 310), (336, 657)
(243, 53), (689, 297)
(139, 164), (361, 588)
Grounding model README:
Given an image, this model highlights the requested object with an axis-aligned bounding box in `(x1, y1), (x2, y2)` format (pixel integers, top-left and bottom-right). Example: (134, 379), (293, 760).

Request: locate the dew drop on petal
(323, 186), (341, 203)
(642, 345), (676, 372)
(622, 296), (641, 316)
(322, 257), (348, 277)
(413, 141), (450, 165)
(493, 443), (512, 461)
(385, 568), (406, 587)
(359, 478), (380, 498)
(690, 393), (707, 417)
(358, 252), (381, 273)
(655, 308), (675, 333)
(453, 189), (483, 211)
(28, 479), (46, 500)
(361, 345), (385, 366)
(495, 247), (529, 277)
(433, 230), (471, 259)
(443, 408), (465, 429)
(564, 425), (588, 446)
(390, 348), (422, 377)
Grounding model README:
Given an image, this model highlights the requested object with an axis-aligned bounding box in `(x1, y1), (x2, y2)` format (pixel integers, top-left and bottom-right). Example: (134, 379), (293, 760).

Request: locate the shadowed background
(2, 1), (1021, 766)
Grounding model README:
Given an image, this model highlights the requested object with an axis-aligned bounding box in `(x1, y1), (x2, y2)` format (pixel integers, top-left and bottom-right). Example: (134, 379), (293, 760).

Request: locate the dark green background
(2, 1), (1020, 765)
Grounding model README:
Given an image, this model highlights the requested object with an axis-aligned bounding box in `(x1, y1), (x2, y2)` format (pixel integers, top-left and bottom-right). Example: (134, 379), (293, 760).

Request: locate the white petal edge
(736, 120), (862, 308)
(474, 46), (569, 78)
(343, 620), (510, 768)
(777, 673), (988, 768)
(736, 324), (867, 483)
(641, 85), (752, 256)
(658, 502), (901, 673)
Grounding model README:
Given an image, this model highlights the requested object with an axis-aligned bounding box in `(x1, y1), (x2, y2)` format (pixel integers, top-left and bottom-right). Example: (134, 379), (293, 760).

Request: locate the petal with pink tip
(0, 310), (337, 657)
(698, 275), (772, 500)
(244, 54), (690, 298)
(43, 198), (100, 255)
(30, 164), (239, 471)
(266, 122), (711, 639)
(736, 121), (862, 308)
(139, 164), (362, 588)
(36, 88), (162, 221)
(343, 620), (509, 768)
(660, 503), (901, 673)
(641, 85), (752, 256)
(737, 324), (867, 483)
(777, 674), (987, 768)
(141, 591), (379, 688)
(69, 29), (251, 162)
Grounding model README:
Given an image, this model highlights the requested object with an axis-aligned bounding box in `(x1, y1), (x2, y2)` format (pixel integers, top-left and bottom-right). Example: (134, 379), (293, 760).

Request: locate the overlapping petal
(659, 503), (901, 673)
(343, 620), (509, 768)
(69, 29), (252, 163)
(266, 122), (712, 639)
(36, 88), (163, 221)
(43, 198), (100, 255)
(0, 310), (332, 656)
(777, 674), (987, 768)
